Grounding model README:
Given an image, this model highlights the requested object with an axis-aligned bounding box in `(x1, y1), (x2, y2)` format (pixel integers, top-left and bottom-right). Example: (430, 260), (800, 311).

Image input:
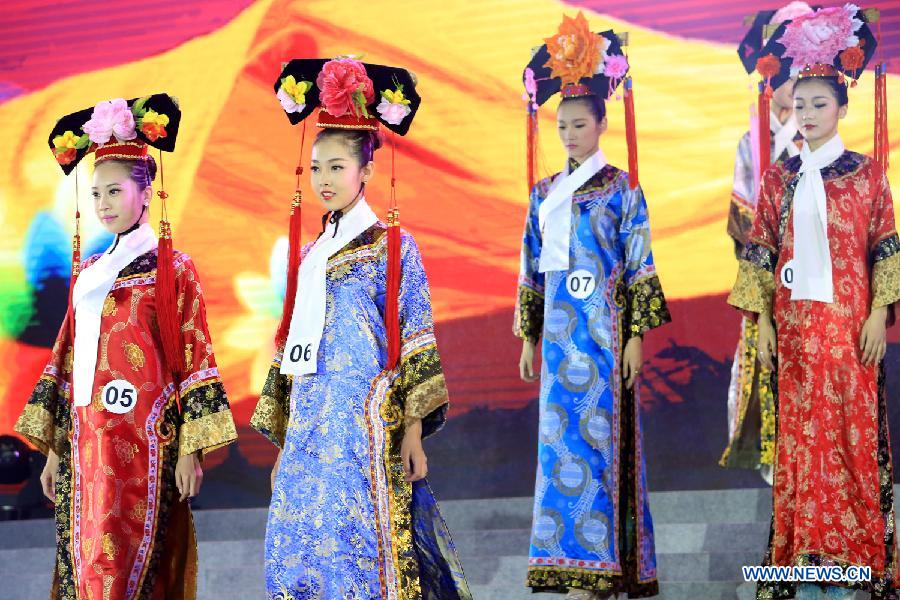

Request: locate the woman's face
(310, 136), (374, 213)
(793, 79), (847, 149)
(92, 161), (149, 234)
(557, 99), (607, 164)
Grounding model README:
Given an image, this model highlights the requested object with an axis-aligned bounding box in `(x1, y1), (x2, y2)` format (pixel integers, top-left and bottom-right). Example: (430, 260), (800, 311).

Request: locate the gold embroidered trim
(14, 403), (67, 456)
(178, 409), (237, 457)
(728, 260), (775, 316)
(872, 252), (900, 309)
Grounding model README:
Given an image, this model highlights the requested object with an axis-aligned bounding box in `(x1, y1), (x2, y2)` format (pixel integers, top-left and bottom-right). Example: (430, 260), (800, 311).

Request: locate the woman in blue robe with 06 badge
(250, 56), (470, 600)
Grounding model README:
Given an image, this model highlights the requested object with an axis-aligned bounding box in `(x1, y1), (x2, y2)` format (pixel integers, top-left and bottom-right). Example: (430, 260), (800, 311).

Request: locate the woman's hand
(271, 449), (282, 492)
(622, 337), (643, 390)
(401, 419), (427, 483)
(860, 306), (888, 366)
(40, 450), (60, 503)
(519, 339), (539, 382)
(757, 313), (777, 371)
(175, 451), (203, 502)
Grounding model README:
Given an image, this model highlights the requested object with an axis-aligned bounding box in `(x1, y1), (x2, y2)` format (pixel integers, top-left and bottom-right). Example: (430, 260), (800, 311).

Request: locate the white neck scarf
(280, 197), (378, 376)
(790, 135), (845, 303)
(538, 148), (607, 272)
(72, 223), (158, 407)
(772, 111), (801, 160)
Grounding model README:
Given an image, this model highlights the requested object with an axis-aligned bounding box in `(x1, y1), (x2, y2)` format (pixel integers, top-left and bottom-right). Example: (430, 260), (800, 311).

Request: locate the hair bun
(145, 154), (158, 182)
(369, 129), (384, 152)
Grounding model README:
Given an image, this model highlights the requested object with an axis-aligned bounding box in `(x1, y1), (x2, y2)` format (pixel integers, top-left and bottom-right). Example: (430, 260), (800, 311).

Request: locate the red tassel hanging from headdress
(875, 62), (889, 170)
(65, 171), (82, 336)
(275, 123), (308, 350)
(758, 81), (772, 174)
(526, 104), (539, 193)
(623, 77), (640, 190)
(154, 152), (185, 382)
(385, 132), (401, 370)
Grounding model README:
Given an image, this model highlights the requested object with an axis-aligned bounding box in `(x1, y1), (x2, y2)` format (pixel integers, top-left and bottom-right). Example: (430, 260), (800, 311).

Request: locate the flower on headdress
(755, 54), (782, 80)
(54, 147), (77, 165)
(278, 75), (312, 114)
(839, 45), (865, 73)
(140, 109), (170, 142)
(523, 67), (539, 110)
(375, 85), (412, 125)
(777, 5), (863, 75)
(543, 12), (602, 88)
(82, 98), (137, 144)
(603, 54), (629, 80)
(52, 130), (88, 165)
(316, 58), (375, 118)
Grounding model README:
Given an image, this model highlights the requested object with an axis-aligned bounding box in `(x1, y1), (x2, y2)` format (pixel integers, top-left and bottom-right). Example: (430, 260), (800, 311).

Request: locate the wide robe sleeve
(391, 233), (449, 440)
(728, 132), (757, 259)
(619, 183), (671, 340)
(14, 318), (73, 456)
(175, 254), (237, 456)
(514, 184), (546, 343)
(728, 167), (782, 317)
(249, 351), (292, 449)
(868, 160), (900, 314)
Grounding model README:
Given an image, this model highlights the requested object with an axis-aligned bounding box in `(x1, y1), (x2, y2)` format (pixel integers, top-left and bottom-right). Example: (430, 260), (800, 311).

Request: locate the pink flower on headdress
(82, 98), (137, 144)
(603, 54), (629, 80)
(522, 68), (539, 110)
(316, 58), (375, 118)
(777, 4), (863, 75)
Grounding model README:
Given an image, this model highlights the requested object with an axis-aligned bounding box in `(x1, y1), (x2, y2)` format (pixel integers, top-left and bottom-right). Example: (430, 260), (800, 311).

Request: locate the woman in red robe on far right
(728, 5), (900, 599)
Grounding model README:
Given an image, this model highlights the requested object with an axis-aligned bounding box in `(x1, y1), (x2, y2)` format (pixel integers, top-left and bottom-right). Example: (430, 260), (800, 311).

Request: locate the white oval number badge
(780, 260), (796, 289)
(102, 379), (138, 414)
(566, 269), (597, 300)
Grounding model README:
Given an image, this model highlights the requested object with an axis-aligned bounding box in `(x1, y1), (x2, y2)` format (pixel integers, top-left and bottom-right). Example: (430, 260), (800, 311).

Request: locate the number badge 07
(102, 380), (138, 414)
(566, 269), (597, 300)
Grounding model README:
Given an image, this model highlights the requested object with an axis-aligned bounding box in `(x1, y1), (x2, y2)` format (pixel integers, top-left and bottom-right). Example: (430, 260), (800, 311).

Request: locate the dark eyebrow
(310, 158), (349, 164)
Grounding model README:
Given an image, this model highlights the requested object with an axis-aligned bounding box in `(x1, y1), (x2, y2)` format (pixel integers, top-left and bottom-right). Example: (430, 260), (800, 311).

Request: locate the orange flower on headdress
(544, 12), (602, 88)
(840, 45), (865, 73)
(755, 54), (781, 80)
(140, 109), (169, 142)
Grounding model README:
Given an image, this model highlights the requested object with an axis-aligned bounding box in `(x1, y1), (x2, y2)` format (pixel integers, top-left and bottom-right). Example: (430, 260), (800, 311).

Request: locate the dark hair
(558, 94), (607, 123)
(794, 76), (849, 107)
(104, 156), (158, 190)
(314, 128), (384, 166)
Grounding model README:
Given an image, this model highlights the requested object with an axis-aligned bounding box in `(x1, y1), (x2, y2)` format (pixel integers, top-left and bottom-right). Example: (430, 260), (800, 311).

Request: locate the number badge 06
(101, 380), (138, 414)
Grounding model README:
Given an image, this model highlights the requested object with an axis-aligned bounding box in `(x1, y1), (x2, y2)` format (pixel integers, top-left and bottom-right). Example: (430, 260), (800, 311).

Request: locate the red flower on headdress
(756, 54), (782, 80)
(141, 123), (167, 142)
(55, 148), (77, 165)
(840, 45), (865, 72)
(316, 58), (375, 118)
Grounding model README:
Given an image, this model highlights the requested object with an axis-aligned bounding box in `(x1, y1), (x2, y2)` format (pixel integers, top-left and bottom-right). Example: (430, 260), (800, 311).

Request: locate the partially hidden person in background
(721, 1), (813, 486)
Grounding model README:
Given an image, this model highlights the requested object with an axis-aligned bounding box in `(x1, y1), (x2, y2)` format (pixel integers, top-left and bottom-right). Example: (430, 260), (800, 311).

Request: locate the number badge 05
(101, 380), (138, 414)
